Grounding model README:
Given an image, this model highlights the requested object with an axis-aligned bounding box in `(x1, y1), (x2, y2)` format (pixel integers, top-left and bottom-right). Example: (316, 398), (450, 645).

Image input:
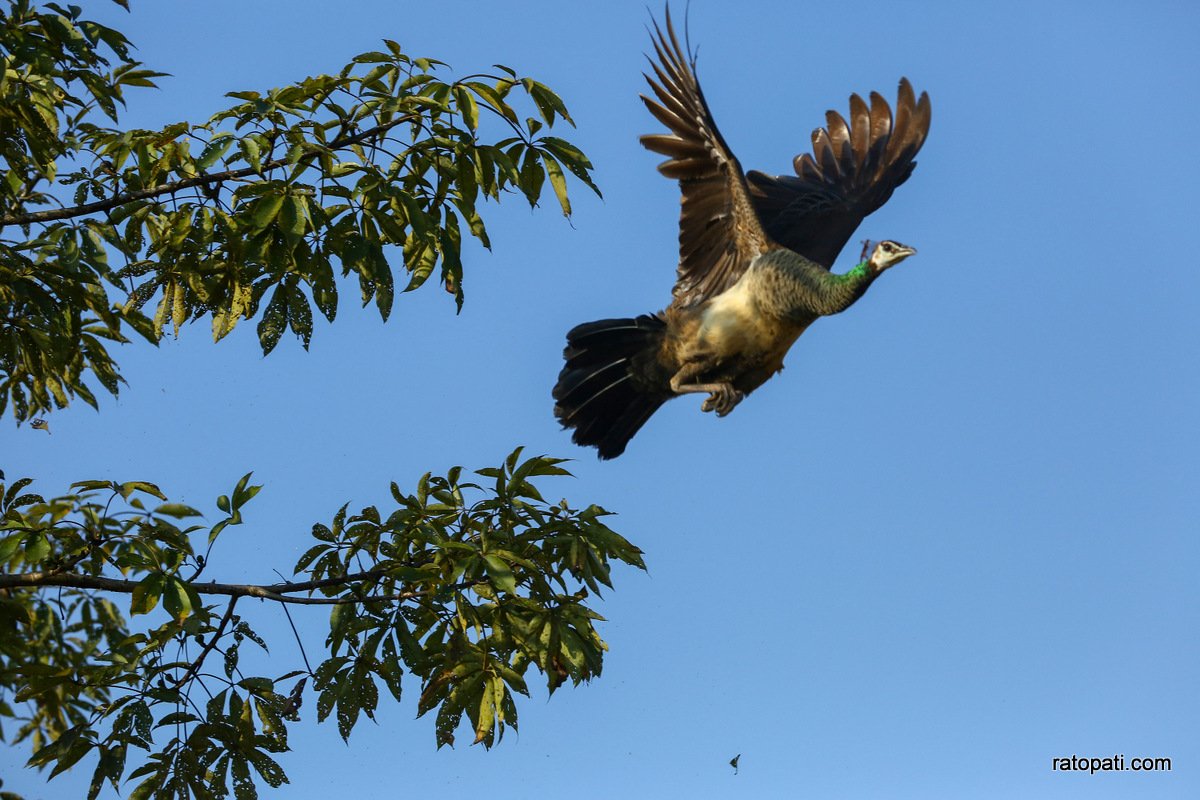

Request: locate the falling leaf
(730, 754), (740, 775)
(31, 418), (51, 434)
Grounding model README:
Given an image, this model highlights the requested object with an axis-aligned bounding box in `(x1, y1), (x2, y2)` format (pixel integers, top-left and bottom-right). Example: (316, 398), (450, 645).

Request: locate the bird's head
(863, 239), (917, 274)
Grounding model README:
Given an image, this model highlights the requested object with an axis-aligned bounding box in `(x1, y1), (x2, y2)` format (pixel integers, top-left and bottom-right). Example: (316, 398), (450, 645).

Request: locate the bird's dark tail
(553, 314), (671, 459)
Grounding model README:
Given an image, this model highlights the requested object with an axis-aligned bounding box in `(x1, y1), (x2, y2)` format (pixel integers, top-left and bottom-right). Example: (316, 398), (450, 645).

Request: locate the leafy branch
(0, 2), (601, 424)
(0, 115), (424, 227)
(0, 449), (645, 799)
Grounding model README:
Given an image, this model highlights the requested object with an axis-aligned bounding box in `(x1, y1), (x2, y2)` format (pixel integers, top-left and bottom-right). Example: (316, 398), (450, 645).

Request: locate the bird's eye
(882, 243), (894, 252)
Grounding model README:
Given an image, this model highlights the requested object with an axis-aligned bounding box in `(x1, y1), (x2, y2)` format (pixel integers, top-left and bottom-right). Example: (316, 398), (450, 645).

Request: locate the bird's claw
(701, 385), (744, 417)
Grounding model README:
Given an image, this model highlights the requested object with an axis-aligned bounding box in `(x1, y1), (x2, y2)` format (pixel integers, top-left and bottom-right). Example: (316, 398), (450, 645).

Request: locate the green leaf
(161, 577), (193, 620)
(294, 543), (328, 572)
(247, 749), (288, 789)
(464, 81), (517, 124)
(232, 472), (261, 508)
(0, 534), (23, 562)
(286, 286), (313, 349)
(131, 574), (165, 615)
(518, 149), (544, 207)
(483, 555), (516, 594)
(237, 677), (274, 693)
(232, 754), (254, 800)
(434, 694), (461, 749)
(239, 136), (263, 173)
(121, 480), (168, 501)
(453, 85), (479, 131)
(70, 479), (119, 493)
(153, 503), (202, 518)
(47, 732), (94, 778)
(352, 51), (393, 64)
(256, 285), (289, 355)
(4, 477), (34, 507)
(336, 693), (360, 742)
(311, 259), (338, 322)
(371, 245), (394, 320)
(197, 134), (234, 170)
(23, 533), (51, 564)
(115, 68), (167, 89)
(80, 227), (110, 269)
(280, 194), (308, 242)
(524, 78), (574, 126)
(252, 192), (286, 232)
(540, 136), (601, 197)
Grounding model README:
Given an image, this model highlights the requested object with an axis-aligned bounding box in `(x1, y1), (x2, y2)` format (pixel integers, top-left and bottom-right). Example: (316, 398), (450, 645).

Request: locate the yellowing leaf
(131, 574), (164, 615)
(541, 153), (571, 216)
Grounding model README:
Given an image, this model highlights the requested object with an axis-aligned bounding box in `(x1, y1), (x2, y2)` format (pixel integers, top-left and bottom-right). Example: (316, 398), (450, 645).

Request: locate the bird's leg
(669, 364), (745, 417)
(700, 384), (745, 416)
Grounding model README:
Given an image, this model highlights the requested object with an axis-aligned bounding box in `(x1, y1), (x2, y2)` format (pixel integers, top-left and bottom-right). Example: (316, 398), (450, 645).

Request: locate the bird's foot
(700, 385), (744, 417)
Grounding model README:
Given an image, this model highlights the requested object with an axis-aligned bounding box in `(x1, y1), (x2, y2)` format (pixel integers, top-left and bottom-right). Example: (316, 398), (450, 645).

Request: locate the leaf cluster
(0, 1), (600, 423)
(0, 450), (644, 799)
(0, 0), (162, 422)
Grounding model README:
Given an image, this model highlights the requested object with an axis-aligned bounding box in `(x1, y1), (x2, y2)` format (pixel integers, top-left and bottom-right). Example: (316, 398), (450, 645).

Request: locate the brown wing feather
(639, 8), (772, 309)
(747, 78), (932, 270)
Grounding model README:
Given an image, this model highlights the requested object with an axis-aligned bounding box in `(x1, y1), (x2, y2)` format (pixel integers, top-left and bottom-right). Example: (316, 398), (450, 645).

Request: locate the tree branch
(0, 567), (483, 605)
(0, 114), (419, 228)
(170, 596), (237, 687)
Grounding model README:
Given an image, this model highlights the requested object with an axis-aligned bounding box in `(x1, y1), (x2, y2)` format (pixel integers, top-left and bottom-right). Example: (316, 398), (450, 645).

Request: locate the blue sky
(4, 1), (1198, 797)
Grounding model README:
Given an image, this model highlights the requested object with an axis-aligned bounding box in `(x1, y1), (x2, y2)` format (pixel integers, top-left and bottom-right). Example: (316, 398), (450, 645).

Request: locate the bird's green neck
(841, 261), (871, 282)
(751, 251), (879, 319)
(819, 260), (878, 315)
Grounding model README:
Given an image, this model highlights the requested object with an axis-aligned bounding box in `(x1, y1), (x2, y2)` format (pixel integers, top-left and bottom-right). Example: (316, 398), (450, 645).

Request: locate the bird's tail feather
(553, 314), (670, 459)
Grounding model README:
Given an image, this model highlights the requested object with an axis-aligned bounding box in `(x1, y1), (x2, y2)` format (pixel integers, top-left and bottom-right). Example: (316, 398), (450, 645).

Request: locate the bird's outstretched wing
(746, 79), (931, 270)
(640, 9), (773, 309)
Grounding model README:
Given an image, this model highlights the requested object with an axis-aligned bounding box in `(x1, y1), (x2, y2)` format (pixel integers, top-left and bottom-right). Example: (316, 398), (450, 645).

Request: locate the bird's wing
(746, 79), (931, 270)
(640, 9), (773, 309)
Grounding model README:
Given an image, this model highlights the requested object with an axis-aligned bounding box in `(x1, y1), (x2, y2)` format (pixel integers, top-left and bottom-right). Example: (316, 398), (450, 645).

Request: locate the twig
(170, 597), (238, 688)
(279, 601), (313, 676)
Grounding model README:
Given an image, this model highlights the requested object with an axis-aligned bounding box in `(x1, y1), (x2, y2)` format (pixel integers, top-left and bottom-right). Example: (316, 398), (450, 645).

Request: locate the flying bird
(553, 9), (931, 458)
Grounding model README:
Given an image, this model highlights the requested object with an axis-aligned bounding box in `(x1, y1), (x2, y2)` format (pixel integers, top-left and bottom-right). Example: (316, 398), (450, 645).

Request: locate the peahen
(553, 9), (931, 459)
